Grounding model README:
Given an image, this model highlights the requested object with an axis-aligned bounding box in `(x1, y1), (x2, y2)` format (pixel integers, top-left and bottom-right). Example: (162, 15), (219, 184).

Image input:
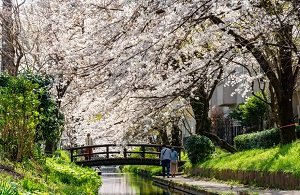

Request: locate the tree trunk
(190, 86), (237, 153)
(158, 129), (170, 145)
(2, 0), (16, 75)
(45, 140), (55, 155)
(277, 93), (296, 144)
(275, 24), (296, 144)
(171, 124), (182, 146)
(190, 86), (211, 135)
(202, 132), (237, 153)
(267, 85), (279, 128)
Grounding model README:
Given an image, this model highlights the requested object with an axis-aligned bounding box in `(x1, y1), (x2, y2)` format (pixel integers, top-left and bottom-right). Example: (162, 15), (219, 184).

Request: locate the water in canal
(98, 167), (180, 195)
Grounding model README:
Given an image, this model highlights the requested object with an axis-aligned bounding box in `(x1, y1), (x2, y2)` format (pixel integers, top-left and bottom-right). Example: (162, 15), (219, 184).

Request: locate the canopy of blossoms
(15, 0), (299, 145)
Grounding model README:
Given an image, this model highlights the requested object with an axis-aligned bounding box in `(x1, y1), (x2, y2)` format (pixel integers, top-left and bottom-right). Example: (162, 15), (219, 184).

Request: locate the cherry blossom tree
(206, 0), (300, 144)
(16, 0), (299, 147)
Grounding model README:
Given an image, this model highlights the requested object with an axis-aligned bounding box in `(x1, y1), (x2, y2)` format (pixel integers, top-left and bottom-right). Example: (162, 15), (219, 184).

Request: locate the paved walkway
(155, 175), (300, 195)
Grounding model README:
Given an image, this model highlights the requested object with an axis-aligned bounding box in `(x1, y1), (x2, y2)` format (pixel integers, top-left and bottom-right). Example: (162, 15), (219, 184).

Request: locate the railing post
(124, 148), (127, 158)
(157, 146), (161, 159)
(106, 146), (109, 159)
(70, 148), (74, 162)
(141, 145), (145, 159)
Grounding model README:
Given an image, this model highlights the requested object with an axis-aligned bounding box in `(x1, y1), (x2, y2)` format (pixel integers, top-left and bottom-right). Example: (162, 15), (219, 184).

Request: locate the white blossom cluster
(15, 0), (300, 144)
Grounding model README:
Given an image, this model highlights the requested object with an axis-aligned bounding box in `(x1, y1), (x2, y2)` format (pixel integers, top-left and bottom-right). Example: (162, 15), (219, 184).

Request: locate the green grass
(123, 165), (162, 176)
(186, 141), (300, 177)
(123, 146), (162, 176)
(0, 150), (101, 194)
(124, 147), (189, 176)
(0, 180), (18, 195)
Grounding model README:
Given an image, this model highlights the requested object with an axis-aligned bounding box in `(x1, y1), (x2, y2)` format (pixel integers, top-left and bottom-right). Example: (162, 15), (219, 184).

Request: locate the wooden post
(158, 146), (161, 158)
(124, 148), (127, 158)
(141, 145), (145, 158)
(106, 146), (109, 159)
(70, 149), (74, 162)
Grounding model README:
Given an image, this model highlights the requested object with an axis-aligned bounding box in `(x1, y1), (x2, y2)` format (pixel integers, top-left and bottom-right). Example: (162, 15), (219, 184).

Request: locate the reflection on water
(98, 173), (180, 195)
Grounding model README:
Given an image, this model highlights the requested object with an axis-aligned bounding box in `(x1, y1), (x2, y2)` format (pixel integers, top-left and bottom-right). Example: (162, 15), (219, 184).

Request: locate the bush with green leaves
(235, 126), (300, 151)
(0, 181), (18, 195)
(234, 128), (281, 151)
(0, 73), (64, 161)
(184, 135), (215, 164)
(229, 93), (267, 131)
(0, 74), (41, 161)
(24, 73), (64, 154)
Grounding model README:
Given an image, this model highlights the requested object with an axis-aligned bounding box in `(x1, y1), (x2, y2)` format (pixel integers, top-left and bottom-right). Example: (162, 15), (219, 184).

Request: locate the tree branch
(208, 15), (281, 95)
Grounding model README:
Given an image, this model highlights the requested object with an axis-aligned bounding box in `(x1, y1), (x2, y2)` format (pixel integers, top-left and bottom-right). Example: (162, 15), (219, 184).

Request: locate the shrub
(229, 93), (267, 131)
(234, 128), (280, 151)
(0, 73), (64, 160)
(24, 73), (64, 154)
(184, 135), (215, 164)
(235, 126), (300, 151)
(0, 74), (41, 161)
(0, 181), (18, 195)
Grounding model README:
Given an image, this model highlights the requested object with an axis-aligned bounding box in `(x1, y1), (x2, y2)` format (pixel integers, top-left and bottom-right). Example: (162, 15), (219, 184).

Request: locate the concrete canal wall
(153, 177), (218, 195)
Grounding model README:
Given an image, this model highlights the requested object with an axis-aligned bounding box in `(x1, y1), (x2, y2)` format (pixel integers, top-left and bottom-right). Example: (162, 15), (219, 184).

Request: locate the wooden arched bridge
(68, 144), (185, 167)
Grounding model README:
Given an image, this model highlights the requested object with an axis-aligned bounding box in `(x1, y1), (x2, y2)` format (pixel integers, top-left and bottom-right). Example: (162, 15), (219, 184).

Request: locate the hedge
(234, 126), (300, 151)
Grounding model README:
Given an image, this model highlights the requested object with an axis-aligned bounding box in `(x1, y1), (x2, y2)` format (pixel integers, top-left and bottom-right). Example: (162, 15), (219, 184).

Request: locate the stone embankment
(187, 167), (300, 190)
(153, 175), (300, 195)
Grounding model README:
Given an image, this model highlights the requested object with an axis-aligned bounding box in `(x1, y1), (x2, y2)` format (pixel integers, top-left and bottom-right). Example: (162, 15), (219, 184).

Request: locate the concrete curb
(153, 177), (219, 195)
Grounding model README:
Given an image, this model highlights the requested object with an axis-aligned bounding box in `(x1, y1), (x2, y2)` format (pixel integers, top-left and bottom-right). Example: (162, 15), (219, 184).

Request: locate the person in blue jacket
(160, 144), (172, 178)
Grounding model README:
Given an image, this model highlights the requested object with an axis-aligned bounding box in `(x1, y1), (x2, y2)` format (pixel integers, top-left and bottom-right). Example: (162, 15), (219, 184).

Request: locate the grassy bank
(186, 141), (300, 177)
(123, 165), (162, 176)
(0, 151), (101, 194)
(123, 153), (188, 176)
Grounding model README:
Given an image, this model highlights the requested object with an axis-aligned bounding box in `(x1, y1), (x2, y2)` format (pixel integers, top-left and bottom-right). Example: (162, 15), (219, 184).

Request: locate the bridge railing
(68, 144), (184, 162)
(124, 144), (183, 161)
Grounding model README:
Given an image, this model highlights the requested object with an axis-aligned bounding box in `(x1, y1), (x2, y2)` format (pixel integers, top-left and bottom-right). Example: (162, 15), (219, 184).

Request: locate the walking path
(153, 175), (300, 195)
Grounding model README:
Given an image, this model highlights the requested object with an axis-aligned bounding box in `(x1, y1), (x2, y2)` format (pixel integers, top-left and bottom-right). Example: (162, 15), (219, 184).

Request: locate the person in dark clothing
(160, 144), (171, 178)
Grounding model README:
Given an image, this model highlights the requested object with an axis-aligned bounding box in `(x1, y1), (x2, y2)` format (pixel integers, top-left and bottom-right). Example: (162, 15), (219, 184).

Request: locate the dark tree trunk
(2, 0), (16, 75)
(277, 93), (296, 144)
(158, 129), (170, 145)
(171, 124), (182, 146)
(202, 132), (237, 153)
(267, 85), (279, 128)
(45, 140), (55, 154)
(190, 86), (237, 153)
(190, 86), (211, 135)
(275, 24), (296, 143)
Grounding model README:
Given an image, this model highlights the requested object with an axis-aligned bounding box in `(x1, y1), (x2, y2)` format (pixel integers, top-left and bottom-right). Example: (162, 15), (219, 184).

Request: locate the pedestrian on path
(160, 144), (171, 178)
(170, 147), (178, 177)
(85, 133), (94, 160)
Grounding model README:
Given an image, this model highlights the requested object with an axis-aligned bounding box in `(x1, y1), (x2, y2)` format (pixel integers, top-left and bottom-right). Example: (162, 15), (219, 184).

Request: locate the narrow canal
(98, 166), (181, 195)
